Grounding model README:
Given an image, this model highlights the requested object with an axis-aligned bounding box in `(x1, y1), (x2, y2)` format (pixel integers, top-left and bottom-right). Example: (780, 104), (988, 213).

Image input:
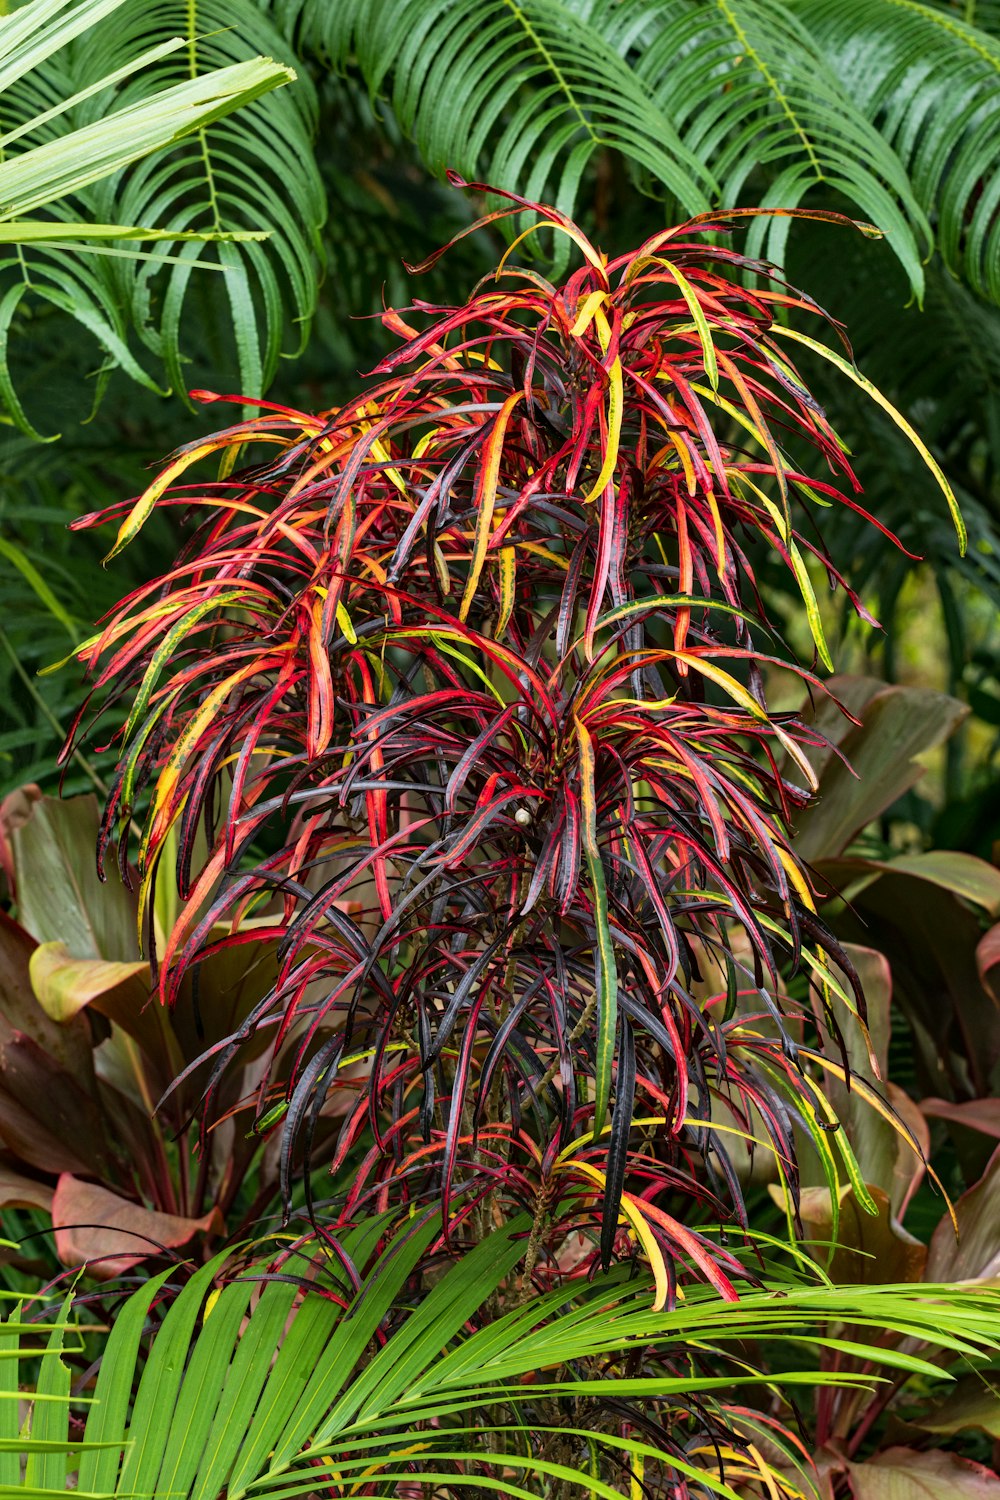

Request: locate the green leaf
(0, 0), (317, 430)
(11, 793), (140, 960)
(0, 1304), (23, 1493)
(922, 1374), (1000, 1441)
(289, 0), (713, 252)
(79, 1266), (175, 1495)
(883, 850), (1000, 918)
(23, 1298), (73, 1495)
(794, 0), (1000, 302)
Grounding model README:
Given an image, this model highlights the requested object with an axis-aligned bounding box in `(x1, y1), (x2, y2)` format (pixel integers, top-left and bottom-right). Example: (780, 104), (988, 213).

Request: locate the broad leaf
(30, 941), (148, 1025)
(793, 678), (967, 862)
(979, 923), (1000, 1002)
(12, 793), (139, 960)
(847, 1447), (1000, 1499)
(0, 1163), (54, 1213)
(926, 1144), (1000, 1283)
(921, 1097), (1000, 1141)
(51, 1173), (219, 1277)
(922, 1376), (1000, 1443)
(794, 1183), (927, 1284)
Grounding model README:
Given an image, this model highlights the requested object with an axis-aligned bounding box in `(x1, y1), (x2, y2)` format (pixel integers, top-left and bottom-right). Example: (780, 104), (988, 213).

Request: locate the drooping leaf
(795, 0), (1000, 302)
(51, 1173), (219, 1276)
(922, 1376), (1000, 1443)
(921, 1097), (1000, 1142)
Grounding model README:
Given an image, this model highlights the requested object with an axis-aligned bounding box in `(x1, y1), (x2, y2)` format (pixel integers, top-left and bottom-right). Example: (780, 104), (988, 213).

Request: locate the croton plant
(62, 178), (965, 1278)
(16, 179), (990, 1493)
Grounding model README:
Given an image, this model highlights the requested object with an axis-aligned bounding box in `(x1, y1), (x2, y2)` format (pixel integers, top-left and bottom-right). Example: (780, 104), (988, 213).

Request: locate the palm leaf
(8, 1215), (1000, 1497)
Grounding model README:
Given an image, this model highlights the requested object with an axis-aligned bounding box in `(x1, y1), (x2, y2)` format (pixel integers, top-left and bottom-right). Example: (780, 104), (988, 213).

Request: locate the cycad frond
(793, 0), (1000, 301)
(282, 0), (714, 227)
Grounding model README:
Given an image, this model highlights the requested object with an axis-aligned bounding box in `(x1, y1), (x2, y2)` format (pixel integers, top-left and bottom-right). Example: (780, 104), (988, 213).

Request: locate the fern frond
(0, 0), (303, 433)
(585, 0), (931, 294)
(927, 0), (1000, 38)
(282, 0), (714, 231)
(66, 0), (326, 403)
(794, 0), (1000, 301)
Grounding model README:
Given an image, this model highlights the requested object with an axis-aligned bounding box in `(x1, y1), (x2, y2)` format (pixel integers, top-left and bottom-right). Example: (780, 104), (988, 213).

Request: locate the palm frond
(10, 1215), (1000, 1498)
(793, 0), (1000, 302)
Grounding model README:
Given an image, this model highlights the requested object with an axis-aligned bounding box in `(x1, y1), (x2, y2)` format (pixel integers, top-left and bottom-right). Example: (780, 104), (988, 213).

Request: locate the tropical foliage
(0, 0), (299, 435)
(62, 187), (959, 1287)
(3, 0), (1000, 421)
(11, 1216), (1000, 1498)
(1, 1), (999, 1495)
(0, 187), (984, 1493)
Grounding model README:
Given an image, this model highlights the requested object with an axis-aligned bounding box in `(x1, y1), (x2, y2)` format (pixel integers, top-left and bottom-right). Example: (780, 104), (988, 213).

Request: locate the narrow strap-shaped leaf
(190, 1279), (299, 1500)
(309, 1215), (530, 1447)
(774, 325), (966, 552)
(0, 1302), (22, 1491)
(153, 1278), (256, 1500)
(265, 1215), (442, 1478)
(574, 715), (617, 1136)
(601, 1013), (636, 1271)
(118, 1250), (232, 1499)
(225, 1288), (343, 1499)
(459, 388), (524, 622)
(23, 1295), (72, 1495)
(79, 1265), (174, 1496)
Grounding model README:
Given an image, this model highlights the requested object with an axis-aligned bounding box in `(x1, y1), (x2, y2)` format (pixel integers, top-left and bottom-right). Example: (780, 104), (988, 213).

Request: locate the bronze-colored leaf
(927, 1143), (1000, 1283)
(847, 1447), (1000, 1498)
(52, 1174), (219, 1278)
(922, 1375), (1000, 1442)
(794, 1183), (927, 1283)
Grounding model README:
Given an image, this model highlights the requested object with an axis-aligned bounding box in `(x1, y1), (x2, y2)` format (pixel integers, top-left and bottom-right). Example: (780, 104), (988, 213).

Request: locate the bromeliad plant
(64, 181), (962, 1307)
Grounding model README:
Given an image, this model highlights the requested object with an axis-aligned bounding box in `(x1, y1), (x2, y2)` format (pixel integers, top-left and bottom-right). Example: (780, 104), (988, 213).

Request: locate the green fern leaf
(0, 0), (303, 434)
(584, 0), (931, 295)
(793, 0), (1000, 302)
(64, 0), (326, 404)
(283, 0), (714, 236)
